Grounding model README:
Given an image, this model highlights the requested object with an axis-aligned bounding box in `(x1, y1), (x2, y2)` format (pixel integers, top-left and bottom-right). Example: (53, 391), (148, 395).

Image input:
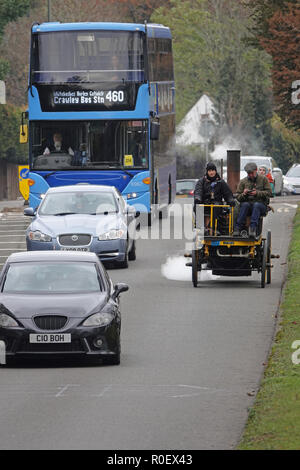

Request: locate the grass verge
(238, 206), (300, 449)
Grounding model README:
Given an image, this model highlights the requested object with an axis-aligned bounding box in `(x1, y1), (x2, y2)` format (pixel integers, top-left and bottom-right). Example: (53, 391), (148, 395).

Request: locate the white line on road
(0, 248), (26, 251)
(0, 242), (26, 245)
(55, 384), (80, 398)
(0, 235), (25, 238)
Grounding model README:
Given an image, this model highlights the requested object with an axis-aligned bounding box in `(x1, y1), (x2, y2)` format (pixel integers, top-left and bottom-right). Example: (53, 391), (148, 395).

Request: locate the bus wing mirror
(150, 121), (160, 141)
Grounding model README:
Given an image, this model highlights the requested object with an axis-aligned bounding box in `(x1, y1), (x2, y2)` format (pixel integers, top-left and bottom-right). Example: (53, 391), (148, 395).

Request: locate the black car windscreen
(3, 262), (102, 293)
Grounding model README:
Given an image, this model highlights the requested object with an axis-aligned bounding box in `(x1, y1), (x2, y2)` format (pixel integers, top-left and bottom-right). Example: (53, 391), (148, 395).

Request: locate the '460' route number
(106, 91), (124, 102)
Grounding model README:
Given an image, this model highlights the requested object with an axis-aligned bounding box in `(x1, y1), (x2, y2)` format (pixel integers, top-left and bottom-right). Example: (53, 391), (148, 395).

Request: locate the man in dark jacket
(233, 162), (272, 238)
(194, 162), (235, 234)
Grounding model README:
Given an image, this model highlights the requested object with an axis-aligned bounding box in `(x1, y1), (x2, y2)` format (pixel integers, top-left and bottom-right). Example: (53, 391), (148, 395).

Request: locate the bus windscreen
(32, 31), (144, 84)
(31, 120), (148, 170)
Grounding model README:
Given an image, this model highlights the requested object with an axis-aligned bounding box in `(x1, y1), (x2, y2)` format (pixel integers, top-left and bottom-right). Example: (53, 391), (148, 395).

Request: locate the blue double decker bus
(25, 21), (176, 218)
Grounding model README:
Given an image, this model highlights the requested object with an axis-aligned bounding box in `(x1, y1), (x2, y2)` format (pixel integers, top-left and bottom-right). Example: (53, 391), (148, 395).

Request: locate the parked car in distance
(0, 251), (129, 365)
(283, 164), (300, 195)
(176, 179), (198, 197)
(272, 167), (284, 196)
(24, 184), (138, 268)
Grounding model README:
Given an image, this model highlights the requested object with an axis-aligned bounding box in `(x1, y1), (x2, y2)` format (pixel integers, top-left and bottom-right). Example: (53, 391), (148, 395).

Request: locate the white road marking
(55, 384), (80, 398)
(93, 385), (113, 398)
(0, 235), (25, 237)
(0, 242), (26, 244)
(0, 248), (26, 251)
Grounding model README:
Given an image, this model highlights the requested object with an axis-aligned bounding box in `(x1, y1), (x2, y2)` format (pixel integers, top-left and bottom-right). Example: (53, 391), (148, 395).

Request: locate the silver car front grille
(58, 234), (91, 246)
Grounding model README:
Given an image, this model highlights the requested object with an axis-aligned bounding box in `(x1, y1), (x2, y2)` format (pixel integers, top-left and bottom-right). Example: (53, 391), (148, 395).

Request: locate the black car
(176, 179), (198, 197)
(0, 251), (128, 365)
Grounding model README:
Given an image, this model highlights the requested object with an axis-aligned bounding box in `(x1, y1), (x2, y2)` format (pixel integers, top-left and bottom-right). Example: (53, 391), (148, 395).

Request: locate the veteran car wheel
(266, 230), (271, 285)
(261, 240), (267, 288)
(192, 250), (200, 288)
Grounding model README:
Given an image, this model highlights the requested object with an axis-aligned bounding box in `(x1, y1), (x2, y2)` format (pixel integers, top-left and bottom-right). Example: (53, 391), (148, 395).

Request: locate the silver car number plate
(60, 247), (89, 251)
(29, 334), (71, 344)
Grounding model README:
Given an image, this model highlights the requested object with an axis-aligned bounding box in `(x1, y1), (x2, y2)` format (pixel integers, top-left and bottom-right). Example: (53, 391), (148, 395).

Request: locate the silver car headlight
(0, 314), (18, 328)
(28, 230), (52, 242)
(98, 229), (125, 240)
(82, 312), (114, 327)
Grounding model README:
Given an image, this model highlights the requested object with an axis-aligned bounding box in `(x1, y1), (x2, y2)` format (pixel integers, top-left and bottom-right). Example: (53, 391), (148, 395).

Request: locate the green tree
(245, 0), (298, 45)
(260, 3), (300, 131)
(267, 115), (300, 172)
(0, 0), (37, 38)
(0, 104), (27, 162)
(152, 0), (273, 136)
(0, 0), (124, 106)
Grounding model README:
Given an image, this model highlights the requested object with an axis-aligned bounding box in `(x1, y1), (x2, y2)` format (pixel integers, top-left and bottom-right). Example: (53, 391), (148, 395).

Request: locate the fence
(0, 161), (21, 200)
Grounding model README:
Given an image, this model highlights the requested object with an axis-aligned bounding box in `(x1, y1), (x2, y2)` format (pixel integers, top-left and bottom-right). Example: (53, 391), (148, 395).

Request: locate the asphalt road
(0, 197), (298, 450)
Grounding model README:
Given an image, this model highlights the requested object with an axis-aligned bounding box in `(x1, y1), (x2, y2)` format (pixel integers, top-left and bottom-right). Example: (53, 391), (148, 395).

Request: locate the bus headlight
(126, 193), (138, 199)
(98, 229), (125, 240)
(28, 230), (52, 242)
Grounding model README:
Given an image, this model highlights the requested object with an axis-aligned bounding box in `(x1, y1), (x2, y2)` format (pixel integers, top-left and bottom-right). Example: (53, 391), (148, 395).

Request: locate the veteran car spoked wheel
(261, 239), (267, 288)
(266, 230), (271, 285)
(192, 249), (201, 287)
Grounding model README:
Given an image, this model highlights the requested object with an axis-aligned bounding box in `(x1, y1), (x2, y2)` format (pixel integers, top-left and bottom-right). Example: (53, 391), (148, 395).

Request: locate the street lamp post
(48, 0), (51, 21)
(201, 113), (209, 164)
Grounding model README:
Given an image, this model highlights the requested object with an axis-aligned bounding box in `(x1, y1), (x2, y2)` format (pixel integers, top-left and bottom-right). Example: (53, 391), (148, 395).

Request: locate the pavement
(0, 198), (26, 212)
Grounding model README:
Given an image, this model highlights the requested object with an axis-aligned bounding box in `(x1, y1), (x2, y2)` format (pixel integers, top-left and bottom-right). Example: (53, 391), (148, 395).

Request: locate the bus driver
(43, 132), (74, 156)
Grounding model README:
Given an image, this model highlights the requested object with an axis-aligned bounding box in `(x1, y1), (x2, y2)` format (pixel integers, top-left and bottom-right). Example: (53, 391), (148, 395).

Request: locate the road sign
(18, 165), (30, 201)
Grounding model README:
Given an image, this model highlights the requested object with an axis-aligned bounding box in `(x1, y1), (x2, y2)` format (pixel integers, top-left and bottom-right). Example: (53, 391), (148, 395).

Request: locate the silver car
(283, 164), (300, 195)
(24, 185), (138, 268)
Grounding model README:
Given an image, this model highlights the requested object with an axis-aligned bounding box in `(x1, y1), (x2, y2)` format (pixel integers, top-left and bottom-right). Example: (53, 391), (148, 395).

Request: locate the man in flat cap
(233, 162), (272, 238)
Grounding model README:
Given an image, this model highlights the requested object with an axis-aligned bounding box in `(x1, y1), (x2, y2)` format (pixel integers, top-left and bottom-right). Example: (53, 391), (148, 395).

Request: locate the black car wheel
(116, 241), (129, 268)
(103, 339), (120, 365)
(116, 252), (128, 269)
(128, 240), (136, 261)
